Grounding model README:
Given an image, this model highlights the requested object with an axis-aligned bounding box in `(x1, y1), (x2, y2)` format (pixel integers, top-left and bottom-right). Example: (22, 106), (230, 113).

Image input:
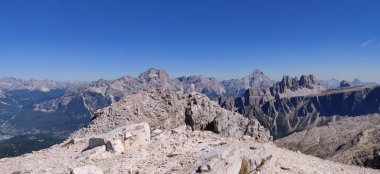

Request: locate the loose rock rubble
(0, 123), (377, 174)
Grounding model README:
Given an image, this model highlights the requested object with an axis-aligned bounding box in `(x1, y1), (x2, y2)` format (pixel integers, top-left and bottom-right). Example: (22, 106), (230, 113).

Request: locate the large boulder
(80, 122), (150, 156)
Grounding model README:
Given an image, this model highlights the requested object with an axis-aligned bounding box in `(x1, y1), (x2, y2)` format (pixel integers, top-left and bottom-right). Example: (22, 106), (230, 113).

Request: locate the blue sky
(1, 0), (380, 82)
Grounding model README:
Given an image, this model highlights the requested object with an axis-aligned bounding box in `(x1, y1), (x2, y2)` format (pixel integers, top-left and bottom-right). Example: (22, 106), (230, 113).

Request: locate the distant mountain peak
(352, 78), (361, 83)
(340, 80), (351, 88)
(350, 78), (378, 87)
(220, 69), (273, 96)
(138, 68), (171, 82)
(244, 69), (265, 79)
(321, 78), (379, 89)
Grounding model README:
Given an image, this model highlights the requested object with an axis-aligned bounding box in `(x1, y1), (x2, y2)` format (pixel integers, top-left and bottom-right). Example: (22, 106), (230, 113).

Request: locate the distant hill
(321, 78), (378, 88)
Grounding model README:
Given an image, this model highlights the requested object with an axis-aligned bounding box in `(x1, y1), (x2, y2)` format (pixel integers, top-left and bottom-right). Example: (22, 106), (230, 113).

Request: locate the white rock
(106, 139), (125, 154)
(76, 145), (107, 161)
(151, 129), (163, 136)
(86, 122), (150, 153)
(124, 132), (133, 140)
(71, 165), (103, 174)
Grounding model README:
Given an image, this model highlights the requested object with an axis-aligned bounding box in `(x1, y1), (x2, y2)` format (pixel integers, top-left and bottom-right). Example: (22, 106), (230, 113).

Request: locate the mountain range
(1, 69), (377, 141)
(0, 68), (273, 156)
(32, 68), (274, 120)
(0, 88), (378, 174)
(321, 78), (378, 89)
(0, 68), (380, 170)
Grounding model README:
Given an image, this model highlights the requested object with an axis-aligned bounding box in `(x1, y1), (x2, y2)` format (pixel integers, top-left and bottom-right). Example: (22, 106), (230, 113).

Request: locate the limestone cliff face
(220, 78), (380, 139)
(219, 75), (380, 170)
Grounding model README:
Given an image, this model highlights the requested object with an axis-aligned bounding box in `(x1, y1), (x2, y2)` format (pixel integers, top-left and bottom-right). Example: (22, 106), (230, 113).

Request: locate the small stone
(281, 166), (291, 170)
(197, 165), (211, 173)
(124, 132), (133, 140)
(167, 153), (178, 158)
(152, 129), (163, 135)
(76, 145), (106, 161)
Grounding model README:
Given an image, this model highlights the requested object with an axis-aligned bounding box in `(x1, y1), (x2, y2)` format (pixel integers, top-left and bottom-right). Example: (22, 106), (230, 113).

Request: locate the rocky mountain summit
(221, 69), (273, 97)
(270, 74), (324, 98)
(72, 88), (271, 142)
(0, 88), (377, 174)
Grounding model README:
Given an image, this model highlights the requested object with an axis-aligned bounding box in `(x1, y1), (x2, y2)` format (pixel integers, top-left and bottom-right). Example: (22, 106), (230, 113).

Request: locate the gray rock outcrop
(72, 88), (271, 142)
(275, 115), (380, 169)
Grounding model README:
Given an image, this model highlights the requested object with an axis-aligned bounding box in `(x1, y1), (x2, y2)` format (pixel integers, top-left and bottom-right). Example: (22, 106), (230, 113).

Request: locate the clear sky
(1, 0), (380, 82)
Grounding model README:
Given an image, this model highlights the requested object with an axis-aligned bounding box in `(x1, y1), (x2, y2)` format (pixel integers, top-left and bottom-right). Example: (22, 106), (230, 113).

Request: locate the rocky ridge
(71, 88), (271, 142)
(0, 89), (377, 174)
(275, 114), (380, 169)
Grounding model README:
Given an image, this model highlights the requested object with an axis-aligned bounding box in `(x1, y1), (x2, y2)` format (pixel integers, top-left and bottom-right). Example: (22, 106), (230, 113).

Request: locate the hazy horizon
(1, 0), (379, 82)
(0, 67), (377, 84)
